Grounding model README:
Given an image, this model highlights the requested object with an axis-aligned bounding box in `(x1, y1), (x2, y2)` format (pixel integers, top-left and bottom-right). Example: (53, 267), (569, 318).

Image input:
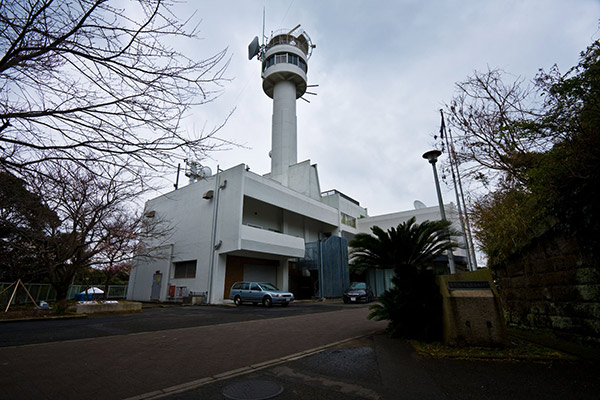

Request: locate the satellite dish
(201, 166), (212, 177)
(414, 200), (427, 209)
(248, 36), (260, 60)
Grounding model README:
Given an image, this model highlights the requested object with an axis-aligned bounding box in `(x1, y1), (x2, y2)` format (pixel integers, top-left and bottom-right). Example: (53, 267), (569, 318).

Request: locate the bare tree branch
(445, 68), (556, 189)
(1, 0), (233, 179)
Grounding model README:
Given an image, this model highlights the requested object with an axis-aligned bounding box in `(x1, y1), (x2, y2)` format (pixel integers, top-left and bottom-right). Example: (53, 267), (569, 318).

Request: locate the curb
(122, 330), (382, 400)
(0, 313), (88, 323)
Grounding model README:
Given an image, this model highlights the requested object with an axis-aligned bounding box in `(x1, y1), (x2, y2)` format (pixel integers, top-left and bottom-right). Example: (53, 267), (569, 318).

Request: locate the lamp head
(422, 149), (442, 164)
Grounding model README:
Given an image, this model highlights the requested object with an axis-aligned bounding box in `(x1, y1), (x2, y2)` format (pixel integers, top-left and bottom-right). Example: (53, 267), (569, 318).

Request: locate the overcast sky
(163, 0), (599, 216)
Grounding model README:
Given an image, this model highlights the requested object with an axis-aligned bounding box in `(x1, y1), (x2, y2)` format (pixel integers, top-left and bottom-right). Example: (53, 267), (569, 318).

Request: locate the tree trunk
(53, 281), (71, 301)
(103, 279), (110, 300)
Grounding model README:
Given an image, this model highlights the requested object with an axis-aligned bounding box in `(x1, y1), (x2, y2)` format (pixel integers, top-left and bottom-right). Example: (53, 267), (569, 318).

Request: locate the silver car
(229, 281), (294, 307)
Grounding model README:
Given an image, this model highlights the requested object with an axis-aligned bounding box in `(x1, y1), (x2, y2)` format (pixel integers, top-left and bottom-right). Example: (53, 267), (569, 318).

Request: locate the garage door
(243, 264), (277, 285)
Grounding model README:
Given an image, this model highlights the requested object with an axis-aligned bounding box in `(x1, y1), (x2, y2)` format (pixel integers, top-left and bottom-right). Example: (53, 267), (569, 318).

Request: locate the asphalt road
(0, 300), (355, 347)
(0, 304), (386, 400)
(2, 301), (599, 400)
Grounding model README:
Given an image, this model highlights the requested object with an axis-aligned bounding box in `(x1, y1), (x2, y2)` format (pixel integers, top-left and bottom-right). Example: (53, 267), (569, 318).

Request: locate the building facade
(127, 25), (467, 304)
(126, 163), (367, 303)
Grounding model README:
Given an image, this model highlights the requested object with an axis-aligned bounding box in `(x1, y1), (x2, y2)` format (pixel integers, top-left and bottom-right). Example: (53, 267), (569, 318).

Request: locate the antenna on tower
(288, 24), (301, 35)
(262, 7), (266, 50)
(248, 7), (268, 61)
(248, 36), (260, 60)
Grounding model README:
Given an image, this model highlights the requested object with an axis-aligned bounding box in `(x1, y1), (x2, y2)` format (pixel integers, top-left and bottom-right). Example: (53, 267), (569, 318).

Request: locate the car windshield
(349, 282), (366, 290)
(259, 282), (279, 291)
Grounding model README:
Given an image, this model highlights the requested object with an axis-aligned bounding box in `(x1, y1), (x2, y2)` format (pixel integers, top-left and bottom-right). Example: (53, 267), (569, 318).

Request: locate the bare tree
(0, 0), (231, 178)
(445, 69), (558, 189)
(29, 162), (171, 300)
(93, 203), (172, 298)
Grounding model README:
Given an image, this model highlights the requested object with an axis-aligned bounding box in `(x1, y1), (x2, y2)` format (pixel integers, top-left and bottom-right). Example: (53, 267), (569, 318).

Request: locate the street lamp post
(422, 150), (457, 274)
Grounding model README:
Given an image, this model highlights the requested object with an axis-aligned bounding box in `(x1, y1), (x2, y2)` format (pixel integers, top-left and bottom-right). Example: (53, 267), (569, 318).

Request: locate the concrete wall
(283, 210), (305, 238)
(243, 196), (283, 232)
(127, 166), (241, 303)
(493, 232), (600, 344)
(215, 165), (245, 255)
(127, 245), (173, 301)
(320, 190), (368, 241)
(245, 170), (338, 228)
(287, 160), (322, 200)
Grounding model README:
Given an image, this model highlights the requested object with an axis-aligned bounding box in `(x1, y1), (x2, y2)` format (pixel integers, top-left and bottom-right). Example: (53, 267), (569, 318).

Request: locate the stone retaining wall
(493, 232), (600, 345)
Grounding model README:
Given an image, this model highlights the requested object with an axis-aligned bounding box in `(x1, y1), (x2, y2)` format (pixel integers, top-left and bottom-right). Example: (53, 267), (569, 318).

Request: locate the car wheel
(263, 296), (273, 307)
(343, 298), (349, 304)
(234, 296), (242, 306)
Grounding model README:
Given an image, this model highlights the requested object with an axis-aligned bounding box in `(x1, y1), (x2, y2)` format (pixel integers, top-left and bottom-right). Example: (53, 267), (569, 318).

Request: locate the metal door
(151, 273), (162, 300)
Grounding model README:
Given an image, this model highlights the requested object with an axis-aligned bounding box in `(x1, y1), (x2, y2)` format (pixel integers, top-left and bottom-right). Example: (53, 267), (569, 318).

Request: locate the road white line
(122, 330), (383, 400)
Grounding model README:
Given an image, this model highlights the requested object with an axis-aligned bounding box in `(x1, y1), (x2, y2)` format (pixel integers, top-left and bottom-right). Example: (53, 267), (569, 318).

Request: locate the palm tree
(349, 217), (458, 339)
(350, 217), (457, 277)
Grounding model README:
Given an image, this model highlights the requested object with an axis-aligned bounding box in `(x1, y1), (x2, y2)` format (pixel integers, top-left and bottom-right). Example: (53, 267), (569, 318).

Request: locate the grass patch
(408, 336), (576, 361)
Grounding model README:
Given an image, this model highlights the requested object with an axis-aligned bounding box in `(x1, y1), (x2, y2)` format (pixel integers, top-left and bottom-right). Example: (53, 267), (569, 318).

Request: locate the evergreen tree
(350, 217), (457, 339)
(0, 172), (58, 282)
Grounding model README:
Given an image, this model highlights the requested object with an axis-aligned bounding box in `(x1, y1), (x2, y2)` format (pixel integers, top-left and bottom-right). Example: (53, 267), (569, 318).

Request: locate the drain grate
(222, 379), (284, 400)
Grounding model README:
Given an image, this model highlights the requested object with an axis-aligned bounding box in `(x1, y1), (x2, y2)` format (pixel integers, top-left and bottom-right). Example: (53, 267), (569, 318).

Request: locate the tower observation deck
(258, 27), (315, 186)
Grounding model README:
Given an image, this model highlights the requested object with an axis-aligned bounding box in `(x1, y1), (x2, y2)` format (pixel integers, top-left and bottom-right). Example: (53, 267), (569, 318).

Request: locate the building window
(275, 53), (287, 64)
(262, 53), (306, 73)
(263, 55), (275, 71)
(341, 212), (357, 228)
(298, 58), (307, 73)
(174, 260), (197, 279)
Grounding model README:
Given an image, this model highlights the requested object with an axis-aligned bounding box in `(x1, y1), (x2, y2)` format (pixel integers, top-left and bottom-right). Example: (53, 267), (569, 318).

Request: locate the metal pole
(440, 110), (473, 270)
(174, 163), (181, 190)
(423, 150), (456, 274)
(448, 128), (478, 270)
(319, 240), (324, 298)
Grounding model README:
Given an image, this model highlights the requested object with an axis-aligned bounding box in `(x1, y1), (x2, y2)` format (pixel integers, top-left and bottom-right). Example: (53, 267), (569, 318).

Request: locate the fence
(0, 283), (128, 304)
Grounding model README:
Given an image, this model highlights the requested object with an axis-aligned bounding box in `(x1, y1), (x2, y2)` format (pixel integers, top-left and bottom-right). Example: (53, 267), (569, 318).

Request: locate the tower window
(298, 58), (307, 73)
(275, 53), (287, 64)
(262, 53), (307, 73)
(263, 55), (275, 71)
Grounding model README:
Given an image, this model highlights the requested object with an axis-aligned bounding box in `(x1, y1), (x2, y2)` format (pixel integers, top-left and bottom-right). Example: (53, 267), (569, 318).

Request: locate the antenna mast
(262, 7), (266, 55)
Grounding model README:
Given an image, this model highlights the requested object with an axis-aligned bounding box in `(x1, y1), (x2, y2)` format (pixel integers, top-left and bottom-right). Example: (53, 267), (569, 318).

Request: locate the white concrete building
(356, 203), (469, 296)
(127, 162), (367, 304)
(127, 26), (466, 304)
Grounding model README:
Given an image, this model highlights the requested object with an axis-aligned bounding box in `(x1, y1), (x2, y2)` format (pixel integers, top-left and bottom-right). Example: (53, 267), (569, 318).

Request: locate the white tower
(250, 26), (315, 186)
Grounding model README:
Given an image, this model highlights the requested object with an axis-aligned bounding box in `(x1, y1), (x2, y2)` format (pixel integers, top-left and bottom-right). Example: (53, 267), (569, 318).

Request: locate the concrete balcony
(240, 224), (305, 258)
